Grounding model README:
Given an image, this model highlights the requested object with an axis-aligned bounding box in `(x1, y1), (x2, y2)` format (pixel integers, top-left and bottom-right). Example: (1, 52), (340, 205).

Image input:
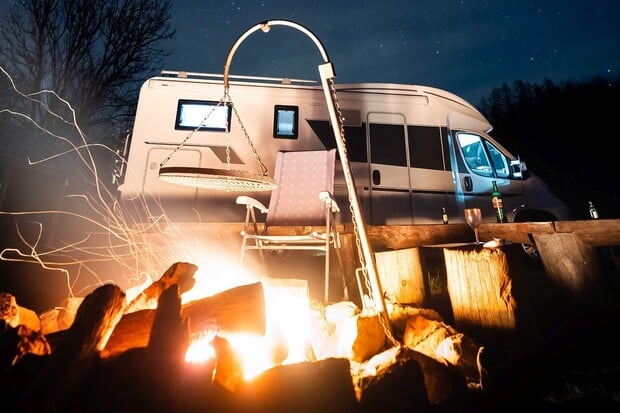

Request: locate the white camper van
(117, 71), (569, 229)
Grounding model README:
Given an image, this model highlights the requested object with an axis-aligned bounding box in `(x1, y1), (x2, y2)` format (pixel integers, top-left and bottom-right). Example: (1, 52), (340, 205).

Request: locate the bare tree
(0, 0), (175, 146)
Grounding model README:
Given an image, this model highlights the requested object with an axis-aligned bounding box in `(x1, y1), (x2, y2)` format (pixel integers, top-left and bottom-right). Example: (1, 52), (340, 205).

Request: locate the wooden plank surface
(133, 219), (620, 250)
(553, 219), (620, 246)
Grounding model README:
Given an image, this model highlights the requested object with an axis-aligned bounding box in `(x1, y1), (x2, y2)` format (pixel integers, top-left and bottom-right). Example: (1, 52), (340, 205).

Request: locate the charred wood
(103, 281), (265, 357)
(125, 261), (198, 313)
(235, 357), (360, 413)
(10, 284), (125, 412)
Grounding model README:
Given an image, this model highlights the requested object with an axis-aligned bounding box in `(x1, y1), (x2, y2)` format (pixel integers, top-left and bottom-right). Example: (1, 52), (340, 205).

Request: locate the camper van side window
(457, 133), (493, 177)
(408, 125), (447, 171)
(369, 123), (406, 166)
(175, 100), (232, 131)
(273, 105), (299, 139)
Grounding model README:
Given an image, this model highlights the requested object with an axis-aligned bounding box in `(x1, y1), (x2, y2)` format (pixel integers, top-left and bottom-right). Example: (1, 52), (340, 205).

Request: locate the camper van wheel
(521, 243), (539, 259)
(514, 210), (556, 259)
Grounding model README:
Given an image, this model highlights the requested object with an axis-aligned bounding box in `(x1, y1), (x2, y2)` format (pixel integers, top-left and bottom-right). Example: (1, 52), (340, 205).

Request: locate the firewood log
(145, 284), (188, 412)
(235, 358), (359, 413)
(211, 335), (245, 393)
(125, 261), (198, 313)
(357, 346), (468, 412)
(64, 285), (189, 413)
(14, 284), (126, 413)
(103, 281), (265, 357)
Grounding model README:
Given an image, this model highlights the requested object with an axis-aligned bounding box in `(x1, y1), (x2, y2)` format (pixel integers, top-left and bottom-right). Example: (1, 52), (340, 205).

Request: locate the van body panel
(117, 73), (570, 225)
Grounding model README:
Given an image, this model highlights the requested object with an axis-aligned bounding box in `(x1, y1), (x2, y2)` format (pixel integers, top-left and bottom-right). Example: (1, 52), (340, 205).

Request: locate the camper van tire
(521, 243), (539, 259)
(513, 209), (558, 259)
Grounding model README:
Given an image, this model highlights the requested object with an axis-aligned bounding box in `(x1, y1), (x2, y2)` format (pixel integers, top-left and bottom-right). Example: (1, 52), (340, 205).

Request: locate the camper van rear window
(273, 105), (298, 139)
(175, 100), (232, 131)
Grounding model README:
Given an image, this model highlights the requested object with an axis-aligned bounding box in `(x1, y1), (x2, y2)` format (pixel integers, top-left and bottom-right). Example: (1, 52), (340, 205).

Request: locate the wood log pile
(0, 261), (503, 413)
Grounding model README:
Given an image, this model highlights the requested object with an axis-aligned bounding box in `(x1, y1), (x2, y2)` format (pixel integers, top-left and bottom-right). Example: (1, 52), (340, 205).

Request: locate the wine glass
(464, 208), (482, 244)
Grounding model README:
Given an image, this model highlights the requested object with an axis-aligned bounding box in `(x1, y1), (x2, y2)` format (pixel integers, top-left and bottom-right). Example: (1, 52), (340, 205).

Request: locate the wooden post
(374, 248), (426, 306)
(532, 232), (613, 310)
(443, 246), (516, 337)
(338, 233), (363, 307)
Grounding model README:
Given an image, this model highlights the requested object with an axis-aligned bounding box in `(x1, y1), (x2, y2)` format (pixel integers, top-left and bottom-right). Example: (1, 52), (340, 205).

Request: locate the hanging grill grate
(159, 166), (276, 192)
(158, 23), (279, 192)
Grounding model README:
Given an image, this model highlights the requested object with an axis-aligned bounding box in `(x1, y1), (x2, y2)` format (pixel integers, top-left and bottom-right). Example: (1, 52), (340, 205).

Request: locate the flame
(180, 254), (313, 380)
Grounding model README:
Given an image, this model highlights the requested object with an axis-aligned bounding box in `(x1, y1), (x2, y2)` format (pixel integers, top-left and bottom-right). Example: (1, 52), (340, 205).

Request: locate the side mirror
(510, 159), (529, 179)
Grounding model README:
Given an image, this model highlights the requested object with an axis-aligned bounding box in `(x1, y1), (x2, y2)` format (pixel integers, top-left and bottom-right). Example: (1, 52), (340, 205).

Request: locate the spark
(0, 66), (222, 299)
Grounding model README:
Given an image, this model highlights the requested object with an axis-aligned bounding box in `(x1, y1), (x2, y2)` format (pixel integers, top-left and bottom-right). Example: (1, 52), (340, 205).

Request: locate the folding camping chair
(235, 148), (344, 303)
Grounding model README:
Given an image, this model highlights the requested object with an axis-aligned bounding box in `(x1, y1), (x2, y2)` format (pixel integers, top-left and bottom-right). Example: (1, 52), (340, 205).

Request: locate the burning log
(181, 281), (265, 335)
(139, 283), (188, 412)
(57, 284), (192, 413)
(11, 284), (126, 413)
(125, 261), (198, 313)
(0, 292), (51, 369)
(39, 261), (197, 335)
(211, 335), (245, 392)
(0, 323), (51, 371)
(0, 292), (41, 331)
(356, 347), (430, 412)
(103, 281), (265, 357)
(355, 346), (468, 412)
(402, 313), (482, 384)
(235, 358), (359, 413)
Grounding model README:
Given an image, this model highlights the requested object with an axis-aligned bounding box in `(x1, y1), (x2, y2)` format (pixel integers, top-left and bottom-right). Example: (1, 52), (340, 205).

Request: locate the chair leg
(324, 241), (331, 304)
(324, 234), (346, 304)
(333, 241), (346, 300)
(240, 240), (246, 265)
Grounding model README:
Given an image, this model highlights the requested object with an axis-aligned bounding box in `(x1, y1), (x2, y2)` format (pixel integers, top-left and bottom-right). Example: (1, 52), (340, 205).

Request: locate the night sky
(161, 0), (619, 103)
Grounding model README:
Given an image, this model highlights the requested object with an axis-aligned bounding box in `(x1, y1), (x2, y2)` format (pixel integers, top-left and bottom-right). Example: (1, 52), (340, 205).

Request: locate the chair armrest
(319, 191), (340, 213)
(236, 195), (269, 213)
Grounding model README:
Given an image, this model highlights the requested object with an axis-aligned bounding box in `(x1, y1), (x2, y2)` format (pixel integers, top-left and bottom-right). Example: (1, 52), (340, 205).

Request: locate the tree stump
(443, 246), (516, 337)
(374, 247), (426, 306)
(532, 232), (610, 308)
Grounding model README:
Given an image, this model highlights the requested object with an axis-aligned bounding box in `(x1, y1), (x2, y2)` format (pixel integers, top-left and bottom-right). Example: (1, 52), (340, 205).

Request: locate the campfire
(183, 274), (313, 380)
(1, 259), (487, 413)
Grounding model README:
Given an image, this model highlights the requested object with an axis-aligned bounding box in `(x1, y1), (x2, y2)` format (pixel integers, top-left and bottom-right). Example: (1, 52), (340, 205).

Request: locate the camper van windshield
(175, 100), (232, 131)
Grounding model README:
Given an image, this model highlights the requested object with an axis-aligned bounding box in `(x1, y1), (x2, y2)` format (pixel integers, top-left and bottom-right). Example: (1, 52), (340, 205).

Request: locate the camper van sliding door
(367, 112), (413, 225)
(408, 125), (458, 224)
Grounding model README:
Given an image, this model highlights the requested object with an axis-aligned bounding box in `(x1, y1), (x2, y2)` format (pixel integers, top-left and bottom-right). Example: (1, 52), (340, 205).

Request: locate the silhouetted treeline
(477, 76), (619, 219)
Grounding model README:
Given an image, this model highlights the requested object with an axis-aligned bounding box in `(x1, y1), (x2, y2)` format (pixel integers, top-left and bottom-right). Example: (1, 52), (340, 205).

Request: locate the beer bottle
(492, 181), (508, 223)
(588, 201), (599, 219)
(442, 207), (449, 224)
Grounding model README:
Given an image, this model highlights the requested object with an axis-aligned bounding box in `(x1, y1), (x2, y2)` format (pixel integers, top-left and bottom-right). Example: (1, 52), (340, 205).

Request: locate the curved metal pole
(224, 20), (329, 92)
(223, 20), (389, 327)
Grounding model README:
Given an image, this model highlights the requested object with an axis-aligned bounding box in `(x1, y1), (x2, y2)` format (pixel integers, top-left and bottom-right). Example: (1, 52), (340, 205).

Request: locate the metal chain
(230, 100), (269, 176)
(327, 78), (398, 347)
(159, 97), (226, 167)
(405, 320), (450, 349)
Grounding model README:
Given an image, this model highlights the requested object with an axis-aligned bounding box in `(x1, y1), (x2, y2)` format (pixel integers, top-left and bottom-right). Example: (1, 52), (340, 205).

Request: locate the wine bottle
(491, 181), (508, 223)
(442, 207), (449, 224)
(588, 200), (599, 219)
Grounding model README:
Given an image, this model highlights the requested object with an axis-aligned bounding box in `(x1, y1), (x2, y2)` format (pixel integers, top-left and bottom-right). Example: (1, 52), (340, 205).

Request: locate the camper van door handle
(463, 176), (473, 192)
(372, 170), (381, 185)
